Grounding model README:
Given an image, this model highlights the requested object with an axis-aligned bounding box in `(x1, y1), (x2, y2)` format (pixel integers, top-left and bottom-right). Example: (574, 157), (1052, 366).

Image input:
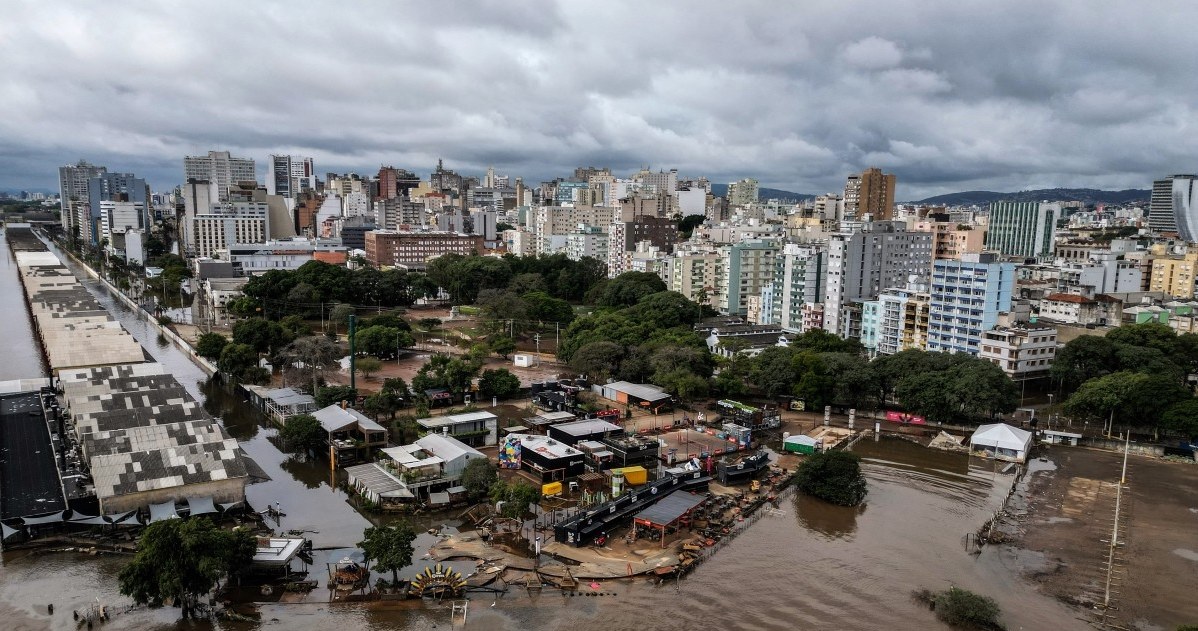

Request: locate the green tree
(217, 343), (260, 382)
(655, 368), (709, 403)
(489, 334), (516, 359)
(329, 303), (356, 334)
(522, 291), (575, 323)
(356, 357), (383, 380)
(358, 523), (417, 586)
(595, 271), (667, 308)
(749, 346), (799, 399)
(795, 450), (868, 507)
(316, 385), (358, 408)
(1050, 335), (1120, 394)
(279, 413), (324, 451)
(118, 518), (255, 619)
(411, 353), (479, 401)
(489, 480), (541, 518)
(355, 325), (412, 358)
(1161, 399), (1198, 441)
(233, 318), (292, 354)
(195, 332), (228, 360)
(382, 377), (411, 401)
(569, 340), (624, 382)
(478, 368), (522, 400)
(459, 457), (498, 501)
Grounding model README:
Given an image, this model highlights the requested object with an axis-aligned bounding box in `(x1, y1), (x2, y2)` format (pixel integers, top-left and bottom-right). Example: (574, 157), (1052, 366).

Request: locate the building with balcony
(927, 253), (1015, 355)
(364, 230), (484, 267)
(978, 326), (1058, 381)
(875, 283), (931, 355)
(312, 404), (388, 465)
(417, 411), (498, 447)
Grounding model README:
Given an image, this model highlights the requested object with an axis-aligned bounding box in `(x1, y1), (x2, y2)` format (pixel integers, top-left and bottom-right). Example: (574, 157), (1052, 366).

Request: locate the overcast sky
(2, 1), (1195, 199)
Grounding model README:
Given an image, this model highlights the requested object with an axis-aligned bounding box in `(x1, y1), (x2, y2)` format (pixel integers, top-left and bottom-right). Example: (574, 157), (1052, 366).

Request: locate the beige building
(669, 245), (724, 309)
(876, 285), (931, 355)
(979, 326), (1058, 381)
(1149, 249), (1198, 299)
(192, 202), (270, 258)
(912, 220), (986, 260)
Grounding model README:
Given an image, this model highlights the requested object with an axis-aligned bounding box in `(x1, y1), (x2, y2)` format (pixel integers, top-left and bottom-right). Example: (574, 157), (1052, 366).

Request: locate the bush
(195, 332), (228, 359)
(915, 587), (1005, 630)
(795, 450), (868, 507)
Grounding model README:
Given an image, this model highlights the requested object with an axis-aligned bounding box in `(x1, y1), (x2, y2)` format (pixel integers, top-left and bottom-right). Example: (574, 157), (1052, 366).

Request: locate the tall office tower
(926, 253), (1015, 355)
(267, 155), (314, 198)
(191, 201), (271, 258)
(984, 201), (1061, 260)
(842, 167), (896, 221)
(769, 243), (827, 332)
(1148, 174), (1198, 239)
(726, 178), (759, 206)
(58, 160), (107, 239)
(183, 150), (256, 202)
(822, 221), (933, 337)
(87, 173), (149, 245)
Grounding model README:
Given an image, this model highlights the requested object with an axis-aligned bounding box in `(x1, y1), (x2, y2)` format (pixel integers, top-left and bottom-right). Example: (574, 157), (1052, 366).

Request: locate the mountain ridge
(912, 188), (1150, 206)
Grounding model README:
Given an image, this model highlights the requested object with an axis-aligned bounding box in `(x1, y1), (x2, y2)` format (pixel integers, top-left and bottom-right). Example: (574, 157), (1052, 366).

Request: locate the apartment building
(822, 221), (933, 336)
(192, 202), (270, 258)
(719, 239), (780, 316)
(768, 243), (826, 332)
(183, 151), (256, 202)
(978, 326), (1058, 381)
(926, 253), (1015, 355)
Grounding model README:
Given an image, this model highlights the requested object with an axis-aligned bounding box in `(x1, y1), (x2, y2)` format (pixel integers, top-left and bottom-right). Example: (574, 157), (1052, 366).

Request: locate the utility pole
(349, 314), (357, 391)
(534, 333), (541, 355)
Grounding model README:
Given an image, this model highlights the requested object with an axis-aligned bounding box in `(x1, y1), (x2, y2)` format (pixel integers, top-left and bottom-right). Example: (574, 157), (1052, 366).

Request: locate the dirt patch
(1010, 446), (1198, 629)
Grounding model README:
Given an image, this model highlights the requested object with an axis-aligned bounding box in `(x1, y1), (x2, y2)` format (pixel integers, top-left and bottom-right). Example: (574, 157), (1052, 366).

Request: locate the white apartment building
(978, 326), (1058, 380)
(719, 239), (780, 316)
(342, 191), (370, 217)
(193, 202), (270, 258)
(875, 283), (931, 355)
(99, 201), (145, 243)
(534, 205), (616, 254)
(183, 151), (256, 202)
(566, 228), (609, 263)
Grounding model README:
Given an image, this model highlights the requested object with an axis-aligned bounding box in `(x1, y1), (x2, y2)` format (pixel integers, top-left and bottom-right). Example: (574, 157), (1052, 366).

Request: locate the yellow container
(613, 466), (648, 486)
(542, 481), (563, 496)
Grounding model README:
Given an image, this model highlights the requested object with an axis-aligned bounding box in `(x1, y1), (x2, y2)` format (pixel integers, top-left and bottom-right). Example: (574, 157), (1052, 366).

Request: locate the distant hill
(709, 183), (814, 202)
(914, 188), (1150, 206)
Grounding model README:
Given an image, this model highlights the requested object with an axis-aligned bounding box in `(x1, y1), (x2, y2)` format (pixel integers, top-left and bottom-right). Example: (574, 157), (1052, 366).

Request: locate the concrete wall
(1079, 437), (1165, 457)
(98, 477), (246, 515)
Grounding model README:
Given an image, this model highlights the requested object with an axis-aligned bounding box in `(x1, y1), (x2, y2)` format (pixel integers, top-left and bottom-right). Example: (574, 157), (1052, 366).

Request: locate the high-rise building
(719, 239), (780, 316)
(768, 243), (826, 332)
(58, 160), (107, 239)
(87, 173), (149, 245)
(192, 202), (271, 258)
(726, 178), (759, 206)
(842, 167), (896, 221)
(822, 221), (933, 337)
(912, 220), (986, 260)
(669, 245), (724, 309)
(183, 151), (256, 202)
(984, 201), (1060, 260)
(875, 283), (931, 355)
(377, 166), (421, 200)
(1149, 249), (1198, 299)
(1148, 175), (1198, 239)
(267, 155), (314, 199)
(926, 253), (1015, 355)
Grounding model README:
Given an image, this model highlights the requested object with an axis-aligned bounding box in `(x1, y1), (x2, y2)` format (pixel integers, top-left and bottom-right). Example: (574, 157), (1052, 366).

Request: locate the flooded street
(0, 230), (1092, 630)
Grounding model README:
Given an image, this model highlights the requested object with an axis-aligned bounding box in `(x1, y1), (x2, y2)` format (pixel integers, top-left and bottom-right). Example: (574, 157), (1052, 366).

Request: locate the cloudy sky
(2, 1), (1195, 199)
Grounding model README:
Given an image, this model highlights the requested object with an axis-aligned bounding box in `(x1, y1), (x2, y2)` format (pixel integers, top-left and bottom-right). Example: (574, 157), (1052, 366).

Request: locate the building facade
(267, 154), (314, 198)
(1148, 174), (1198, 238)
(984, 201), (1060, 260)
(58, 160), (108, 240)
(978, 326), (1057, 381)
(926, 253), (1015, 355)
(719, 239), (780, 316)
(822, 221), (933, 336)
(364, 230), (484, 267)
(769, 243), (826, 332)
(183, 150), (256, 202)
(843, 167), (896, 221)
(192, 202), (270, 258)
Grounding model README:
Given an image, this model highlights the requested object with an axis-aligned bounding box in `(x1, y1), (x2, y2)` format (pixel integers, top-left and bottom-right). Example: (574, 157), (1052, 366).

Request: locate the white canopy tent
(969, 423), (1033, 463)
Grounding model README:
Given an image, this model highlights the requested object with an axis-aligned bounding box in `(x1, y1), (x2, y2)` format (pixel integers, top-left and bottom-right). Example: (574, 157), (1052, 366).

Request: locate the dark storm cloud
(2, 0), (1196, 199)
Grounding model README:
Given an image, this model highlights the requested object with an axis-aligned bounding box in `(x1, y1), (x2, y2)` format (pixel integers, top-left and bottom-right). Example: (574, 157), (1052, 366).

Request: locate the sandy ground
(1012, 446), (1198, 630)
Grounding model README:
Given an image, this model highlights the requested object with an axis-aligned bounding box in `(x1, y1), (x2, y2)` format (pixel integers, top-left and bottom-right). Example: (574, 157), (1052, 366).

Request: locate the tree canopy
(279, 413), (324, 451)
(195, 333), (228, 360)
(795, 450), (868, 507)
(358, 523), (417, 585)
(478, 368), (522, 400)
(118, 518), (255, 619)
(460, 458), (499, 501)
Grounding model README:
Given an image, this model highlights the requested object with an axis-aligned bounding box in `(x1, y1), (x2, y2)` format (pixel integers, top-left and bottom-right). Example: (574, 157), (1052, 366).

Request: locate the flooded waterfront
(0, 230), (1092, 630)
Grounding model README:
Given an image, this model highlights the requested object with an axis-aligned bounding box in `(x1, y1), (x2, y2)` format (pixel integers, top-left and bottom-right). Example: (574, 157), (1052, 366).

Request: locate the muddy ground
(1010, 446), (1198, 630)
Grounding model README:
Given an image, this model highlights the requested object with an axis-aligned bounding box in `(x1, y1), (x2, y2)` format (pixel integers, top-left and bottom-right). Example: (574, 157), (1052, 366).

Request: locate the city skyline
(3, 1), (1197, 197)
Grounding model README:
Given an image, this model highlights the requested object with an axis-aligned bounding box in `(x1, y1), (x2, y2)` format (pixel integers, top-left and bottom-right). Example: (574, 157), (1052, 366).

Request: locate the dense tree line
(233, 260), (434, 319)
(426, 252), (607, 304)
(1054, 323), (1198, 439)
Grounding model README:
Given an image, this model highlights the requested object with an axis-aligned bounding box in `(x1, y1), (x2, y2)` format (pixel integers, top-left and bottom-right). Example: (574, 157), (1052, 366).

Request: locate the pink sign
(885, 411), (926, 425)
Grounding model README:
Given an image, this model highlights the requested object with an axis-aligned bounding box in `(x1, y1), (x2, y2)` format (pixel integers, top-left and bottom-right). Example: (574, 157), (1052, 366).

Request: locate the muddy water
(0, 230), (1091, 629)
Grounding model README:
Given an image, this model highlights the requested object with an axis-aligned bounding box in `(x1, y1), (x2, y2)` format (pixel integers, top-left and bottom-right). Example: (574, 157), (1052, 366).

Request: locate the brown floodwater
(0, 230), (1092, 630)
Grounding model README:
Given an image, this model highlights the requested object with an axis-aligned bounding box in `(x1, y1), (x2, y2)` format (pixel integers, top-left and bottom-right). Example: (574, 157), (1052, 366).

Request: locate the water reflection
(200, 377), (263, 441)
(793, 492), (864, 540)
(279, 453), (331, 490)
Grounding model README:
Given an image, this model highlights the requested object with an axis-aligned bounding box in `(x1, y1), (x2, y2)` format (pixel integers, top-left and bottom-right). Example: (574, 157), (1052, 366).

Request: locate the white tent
(969, 423), (1033, 463)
